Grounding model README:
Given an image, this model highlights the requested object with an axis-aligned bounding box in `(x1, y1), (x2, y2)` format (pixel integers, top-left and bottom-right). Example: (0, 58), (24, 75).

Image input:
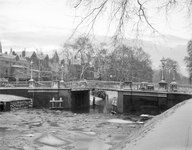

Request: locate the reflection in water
(91, 104), (107, 113)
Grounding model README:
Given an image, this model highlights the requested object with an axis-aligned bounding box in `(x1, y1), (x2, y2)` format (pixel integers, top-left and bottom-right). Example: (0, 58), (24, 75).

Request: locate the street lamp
(160, 57), (166, 82)
(60, 64), (66, 88)
(61, 64), (64, 82)
(172, 62), (177, 82)
(29, 61), (35, 88)
(30, 61), (34, 81)
(170, 62), (177, 92)
(159, 57), (167, 91)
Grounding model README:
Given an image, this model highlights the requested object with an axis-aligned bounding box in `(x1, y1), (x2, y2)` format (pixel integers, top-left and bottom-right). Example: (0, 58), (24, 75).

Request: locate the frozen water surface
(74, 139), (111, 150)
(107, 119), (134, 124)
(0, 90), (142, 150)
(0, 127), (22, 137)
(35, 133), (70, 146)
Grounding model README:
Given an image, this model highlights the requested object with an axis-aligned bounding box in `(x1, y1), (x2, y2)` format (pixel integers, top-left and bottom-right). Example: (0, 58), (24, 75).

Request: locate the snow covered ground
(111, 98), (192, 150)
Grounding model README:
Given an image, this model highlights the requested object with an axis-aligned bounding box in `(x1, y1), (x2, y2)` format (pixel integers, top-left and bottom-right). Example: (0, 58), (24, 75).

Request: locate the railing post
(60, 64), (67, 88)
(170, 63), (178, 92)
(29, 61), (35, 88)
(120, 81), (132, 90)
(52, 80), (59, 88)
(159, 57), (167, 91)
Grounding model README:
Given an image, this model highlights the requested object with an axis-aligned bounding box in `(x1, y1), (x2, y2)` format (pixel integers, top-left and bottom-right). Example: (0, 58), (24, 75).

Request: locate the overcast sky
(0, 0), (191, 76)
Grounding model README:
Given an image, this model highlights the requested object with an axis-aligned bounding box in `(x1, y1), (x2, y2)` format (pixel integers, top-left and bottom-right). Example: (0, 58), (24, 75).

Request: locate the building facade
(0, 41), (94, 81)
(0, 45), (29, 81)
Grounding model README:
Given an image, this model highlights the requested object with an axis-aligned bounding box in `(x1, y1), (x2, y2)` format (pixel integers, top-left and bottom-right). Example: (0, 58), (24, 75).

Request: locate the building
(0, 42), (29, 81)
(17, 49), (52, 81)
(0, 40), (94, 82)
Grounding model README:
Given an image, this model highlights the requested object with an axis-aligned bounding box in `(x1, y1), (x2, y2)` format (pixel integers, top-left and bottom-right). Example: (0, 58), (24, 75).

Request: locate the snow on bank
(111, 99), (192, 150)
(107, 119), (134, 124)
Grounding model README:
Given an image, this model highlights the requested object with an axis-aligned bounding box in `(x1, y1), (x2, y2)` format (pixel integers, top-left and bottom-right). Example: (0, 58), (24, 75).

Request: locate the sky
(0, 0), (191, 77)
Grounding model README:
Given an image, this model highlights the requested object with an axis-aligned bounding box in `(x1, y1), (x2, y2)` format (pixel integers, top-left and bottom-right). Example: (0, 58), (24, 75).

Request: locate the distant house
(0, 43), (29, 81)
(0, 41), (94, 81)
(17, 49), (52, 80)
(49, 51), (60, 80)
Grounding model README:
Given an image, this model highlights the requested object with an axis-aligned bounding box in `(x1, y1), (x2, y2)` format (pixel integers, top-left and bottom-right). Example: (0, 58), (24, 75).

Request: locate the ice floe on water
(74, 139), (111, 150)
(35, 133), (70, 146)
(107, 119), (134, 124)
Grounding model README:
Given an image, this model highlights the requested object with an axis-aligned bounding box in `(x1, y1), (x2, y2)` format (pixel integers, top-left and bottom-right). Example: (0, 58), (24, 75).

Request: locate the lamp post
(30, 61), (34, 81)
(159, 57), (167, 91)
(172, 62), (177, 82)
(60, 64), (66, 88)
(170, 62), (177, 92)
(29, 61), (35, 87)
(61, 64), (64, 82)
(160, 57), (166, 82)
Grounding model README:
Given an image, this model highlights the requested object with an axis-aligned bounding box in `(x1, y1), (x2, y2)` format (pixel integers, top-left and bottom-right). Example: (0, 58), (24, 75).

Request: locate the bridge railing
(3, 80), (192, 94)
(6, 81), (29, 87)
(89, 80), (121, 89)
(35, 81), (52, 88)
(177, 84), (192, 94)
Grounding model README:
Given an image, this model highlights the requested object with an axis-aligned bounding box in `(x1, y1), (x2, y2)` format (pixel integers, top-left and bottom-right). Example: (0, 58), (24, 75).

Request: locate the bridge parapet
(65, 80), (121, 89)
(36, 81), (52, 88)
(177, 84), (192, 93)
(3, 80), (192, 94)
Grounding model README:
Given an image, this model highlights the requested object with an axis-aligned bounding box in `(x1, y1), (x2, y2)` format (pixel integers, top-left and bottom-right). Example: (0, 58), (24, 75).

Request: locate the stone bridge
(6, 80), (192, 94)
(1, 80), (192, 114)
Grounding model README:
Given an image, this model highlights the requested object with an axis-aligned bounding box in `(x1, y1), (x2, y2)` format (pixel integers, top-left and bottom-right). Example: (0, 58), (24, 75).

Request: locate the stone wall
(11, 99), (33, 110)
(0, 88), (72, 109)
(28, 88), (72, 109)
(117, 90), (192, 115)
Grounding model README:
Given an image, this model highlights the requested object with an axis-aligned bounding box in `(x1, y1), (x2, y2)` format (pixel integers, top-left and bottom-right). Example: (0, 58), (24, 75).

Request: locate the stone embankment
(11, 99), (33, 110)
(0, 94), (32, 111)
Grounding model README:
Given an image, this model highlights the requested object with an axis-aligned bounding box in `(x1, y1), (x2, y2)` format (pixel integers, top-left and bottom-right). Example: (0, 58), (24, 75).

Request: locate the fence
(2, 80), (192, 94)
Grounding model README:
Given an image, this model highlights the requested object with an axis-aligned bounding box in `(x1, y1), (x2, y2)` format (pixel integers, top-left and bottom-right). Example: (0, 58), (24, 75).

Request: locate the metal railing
(177, 84), (192, 94)
(2, 80), (192, 94)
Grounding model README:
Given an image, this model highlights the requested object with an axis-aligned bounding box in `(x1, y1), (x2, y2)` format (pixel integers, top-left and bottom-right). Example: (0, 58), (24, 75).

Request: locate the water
(34, 132), (112, 150)
(0, 127), (22, 137)
(35, 133), (71, 146)
(74, 139), (111, 150)
(0, 91), (127, 150)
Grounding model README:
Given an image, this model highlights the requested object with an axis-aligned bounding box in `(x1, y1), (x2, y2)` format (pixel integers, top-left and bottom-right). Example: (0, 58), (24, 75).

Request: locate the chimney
(0, 40), (2, 54)
(9, 48), (12, 54)
(22, 49), (26, 57)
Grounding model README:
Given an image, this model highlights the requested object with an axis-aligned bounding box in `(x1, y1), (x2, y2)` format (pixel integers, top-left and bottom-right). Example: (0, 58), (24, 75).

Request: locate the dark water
(72, 104), (109, 114)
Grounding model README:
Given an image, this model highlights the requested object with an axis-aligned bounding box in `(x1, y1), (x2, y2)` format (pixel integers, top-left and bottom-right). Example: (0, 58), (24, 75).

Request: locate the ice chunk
(107, 119), (134, 124)
(36, 133), (69, 146)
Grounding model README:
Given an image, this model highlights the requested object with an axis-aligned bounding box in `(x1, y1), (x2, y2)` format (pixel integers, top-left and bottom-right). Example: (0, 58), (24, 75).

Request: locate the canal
(0, 91), (144, 150)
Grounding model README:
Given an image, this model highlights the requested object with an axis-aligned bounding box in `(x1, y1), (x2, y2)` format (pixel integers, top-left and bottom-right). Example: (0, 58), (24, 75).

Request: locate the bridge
(4, 79), (192, 93)
(1, 80), (192, 114)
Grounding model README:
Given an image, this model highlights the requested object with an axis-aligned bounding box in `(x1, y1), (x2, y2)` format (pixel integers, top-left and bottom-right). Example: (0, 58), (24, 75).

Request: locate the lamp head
(161, 57), (166, 66)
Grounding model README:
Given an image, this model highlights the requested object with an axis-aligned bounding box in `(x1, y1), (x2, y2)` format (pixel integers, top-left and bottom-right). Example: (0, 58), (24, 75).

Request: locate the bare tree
(69, 0), (192, 41)
(67, 36), (95, 80)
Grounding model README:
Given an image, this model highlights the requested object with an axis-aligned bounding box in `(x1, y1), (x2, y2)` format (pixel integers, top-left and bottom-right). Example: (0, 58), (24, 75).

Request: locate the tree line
(60, 36), (189, 84)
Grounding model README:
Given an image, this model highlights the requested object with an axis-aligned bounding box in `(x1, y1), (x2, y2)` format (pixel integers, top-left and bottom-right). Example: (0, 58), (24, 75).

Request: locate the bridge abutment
(117, 90), (192, 115)
(0, 88), (89, 111)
